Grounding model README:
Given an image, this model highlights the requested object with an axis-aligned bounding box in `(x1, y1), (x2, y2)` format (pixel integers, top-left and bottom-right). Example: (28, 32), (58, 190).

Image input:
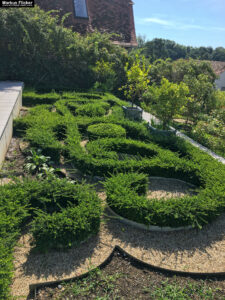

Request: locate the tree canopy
(138, 37), (225, 62)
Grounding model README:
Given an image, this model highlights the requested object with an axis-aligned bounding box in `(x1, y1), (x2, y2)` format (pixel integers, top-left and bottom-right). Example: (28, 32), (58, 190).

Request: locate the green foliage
(0, 181), (29, 299)
(148, 58), (216, 86)
(188, 115), (225, 157)
(139, 38), (225, 62)
(105, 165), (225, 228)
(1, 178), (101, 252)
(183, 74), (217, 122)
(87, 123), (126, 140)
(24, 148), (57, 178)
(120, 54), (151, 106)
(76, 102), (110, 117)
(92, 59), (117, 92)
(144, 78), (189, 128)
(150, 279), (215, 299)
(143, 59), (219, 127)
(0, 7), (128, 91)
(14, 91), (225, 230)
(30, 179), (101, 251)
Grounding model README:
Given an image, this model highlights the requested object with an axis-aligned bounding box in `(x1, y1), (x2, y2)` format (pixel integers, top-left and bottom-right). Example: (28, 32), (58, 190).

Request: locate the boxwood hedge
(29, 179), (101, 251)
(87, 123), (126, 140)
(14, 91), (225, 229)
(104, 172), (225, 228)
(0, 177), (101, 298)
(76, 102), (110, 117)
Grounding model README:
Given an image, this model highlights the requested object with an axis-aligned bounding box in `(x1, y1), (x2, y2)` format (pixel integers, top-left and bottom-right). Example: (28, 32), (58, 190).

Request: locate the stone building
(36, 0), (137, 47)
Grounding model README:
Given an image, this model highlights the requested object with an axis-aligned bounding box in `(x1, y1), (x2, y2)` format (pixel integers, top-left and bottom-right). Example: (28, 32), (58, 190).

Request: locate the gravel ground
(12, 179), (225, 298)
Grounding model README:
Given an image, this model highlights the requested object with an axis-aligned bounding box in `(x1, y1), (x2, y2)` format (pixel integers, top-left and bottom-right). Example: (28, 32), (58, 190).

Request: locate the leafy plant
(0, 7), (128, 91)
(120, 54), (151, 107)
(24, 149), (56, 178)
(144, 78), (189, 128)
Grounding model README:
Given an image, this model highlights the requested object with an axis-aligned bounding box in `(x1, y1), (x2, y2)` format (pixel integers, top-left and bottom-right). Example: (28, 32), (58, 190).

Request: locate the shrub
(30, 179), (101, 251)
(0, 181), (29, 300)
(0, 178), (101, 252)
(14, 91), (225, 230)
(105, 171), (225, 228)
(76, 102), (110, 117)
(0, 7), (128, 91)
(87, 123), (126, 140)
(144, 78), (189, 128)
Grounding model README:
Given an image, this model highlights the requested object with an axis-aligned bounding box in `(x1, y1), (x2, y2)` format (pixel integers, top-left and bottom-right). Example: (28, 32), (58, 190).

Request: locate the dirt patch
(80, 140), (88, 149)
(147, 177), (196, 199)
(20, 107), (30, 117)
(0, 137), (25, 177)
(34, 250), (225, 300)
(106, 109), (112, 117)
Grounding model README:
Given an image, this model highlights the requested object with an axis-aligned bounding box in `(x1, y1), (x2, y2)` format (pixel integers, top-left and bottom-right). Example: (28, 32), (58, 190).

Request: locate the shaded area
(33, 247), (225, 300)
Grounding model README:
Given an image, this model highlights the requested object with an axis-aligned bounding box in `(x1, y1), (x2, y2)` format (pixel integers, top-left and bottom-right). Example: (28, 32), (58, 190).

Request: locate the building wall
(36, 0), (137, 46)
(215, 71), (225, 90)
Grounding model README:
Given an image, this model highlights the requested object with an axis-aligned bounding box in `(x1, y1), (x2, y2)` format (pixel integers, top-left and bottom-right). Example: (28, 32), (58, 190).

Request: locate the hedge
(104, 172), (225, 228)
(0, 181), (29, 300)
(76, 102), (110, 117)
(87, 123), (126, 140)
(0, 178), (101, 298)
(14, 91), (225, 229)
(29, 179), (101, 251)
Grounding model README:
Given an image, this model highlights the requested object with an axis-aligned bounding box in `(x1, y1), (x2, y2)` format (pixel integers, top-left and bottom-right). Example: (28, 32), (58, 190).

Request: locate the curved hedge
(76, 102), (110, 117)
(87, 123), (126, 140)
(1, 178), (101, 252)
(104, 172), (225, 228)
(14, 91), (225, 229)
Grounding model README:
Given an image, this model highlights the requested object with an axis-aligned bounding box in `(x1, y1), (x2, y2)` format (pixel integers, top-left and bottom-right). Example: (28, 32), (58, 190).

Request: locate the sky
(134, 0), (225, 48)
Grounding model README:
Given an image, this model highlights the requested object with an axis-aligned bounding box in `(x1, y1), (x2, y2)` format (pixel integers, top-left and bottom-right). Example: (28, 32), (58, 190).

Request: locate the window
(74, 0), (88, 18)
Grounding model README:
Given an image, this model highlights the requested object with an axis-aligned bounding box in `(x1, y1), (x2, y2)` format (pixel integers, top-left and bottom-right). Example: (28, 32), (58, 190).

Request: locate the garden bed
(12, 89), (225, 228)
(12, 207), (225, 298)
(33, 247), (225, 300)
(0, 90), (224, 299)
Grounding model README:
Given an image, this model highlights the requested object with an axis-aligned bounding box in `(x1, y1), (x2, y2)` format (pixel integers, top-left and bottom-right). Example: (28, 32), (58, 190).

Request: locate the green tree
(0, 7), (128, 91)
(120, 55), (151, 107)
(145, 78), (189, 128)
(183, 74), (217, 123)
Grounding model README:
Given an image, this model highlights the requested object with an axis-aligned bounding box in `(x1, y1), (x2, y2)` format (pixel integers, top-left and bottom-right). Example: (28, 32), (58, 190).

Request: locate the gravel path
(141, 109), (225, 164)
(12, 179), (225, 299)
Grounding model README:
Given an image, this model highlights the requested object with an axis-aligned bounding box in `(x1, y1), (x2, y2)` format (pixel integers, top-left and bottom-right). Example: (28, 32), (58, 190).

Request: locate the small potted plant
(120, 55), (151, 121)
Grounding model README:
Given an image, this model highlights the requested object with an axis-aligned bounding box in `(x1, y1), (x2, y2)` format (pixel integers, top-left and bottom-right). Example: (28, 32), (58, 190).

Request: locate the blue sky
(134, 0), (225, 48)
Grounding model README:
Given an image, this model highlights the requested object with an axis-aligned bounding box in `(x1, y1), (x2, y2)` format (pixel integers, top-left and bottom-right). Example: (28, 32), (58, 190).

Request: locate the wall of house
(215, 71), (225, 91)
(36, 0), (137, 45)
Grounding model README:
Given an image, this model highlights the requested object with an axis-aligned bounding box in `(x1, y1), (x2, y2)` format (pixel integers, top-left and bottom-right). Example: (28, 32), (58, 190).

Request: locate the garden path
(141, 108), (225, 164)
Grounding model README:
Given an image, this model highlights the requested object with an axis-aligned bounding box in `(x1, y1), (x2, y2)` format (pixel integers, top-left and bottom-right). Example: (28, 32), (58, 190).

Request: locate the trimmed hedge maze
(14, 91), (225, 230)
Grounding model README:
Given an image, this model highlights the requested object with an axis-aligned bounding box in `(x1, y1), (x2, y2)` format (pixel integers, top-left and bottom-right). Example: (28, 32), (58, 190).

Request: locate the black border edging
(28, 247), (116, 299)
(115, 246), (225, 280)
(28, 245), (225, 299)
